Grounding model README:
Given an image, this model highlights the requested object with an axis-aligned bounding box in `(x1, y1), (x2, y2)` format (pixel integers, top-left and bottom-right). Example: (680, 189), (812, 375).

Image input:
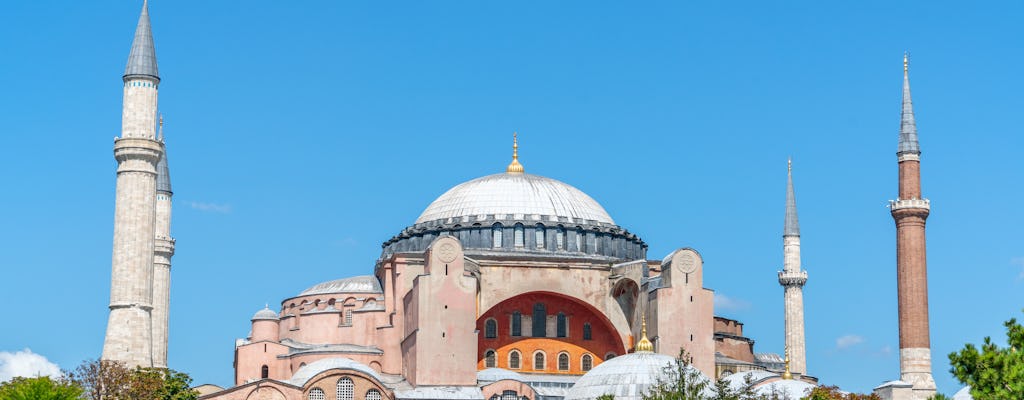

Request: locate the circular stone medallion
(438, 242), (458, 263)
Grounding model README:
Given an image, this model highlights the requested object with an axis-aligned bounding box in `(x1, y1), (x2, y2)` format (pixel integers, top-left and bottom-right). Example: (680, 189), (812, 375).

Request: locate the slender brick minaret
(778, 158), (808, 376)
(889, 54), (937, 398)
(102, 0), (163, 368)
(152, 118), (175, 368)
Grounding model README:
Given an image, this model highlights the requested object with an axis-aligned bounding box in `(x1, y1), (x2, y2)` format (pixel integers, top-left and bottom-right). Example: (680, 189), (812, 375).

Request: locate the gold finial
(903, 52), (908, 74)
(782, 346), (793, 380)
(506, 132), (525, 174)
(635, 315), (654, 352)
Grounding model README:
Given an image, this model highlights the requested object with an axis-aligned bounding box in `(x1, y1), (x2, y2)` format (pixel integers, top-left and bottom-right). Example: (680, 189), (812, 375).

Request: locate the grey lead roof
(156, 146), (171, 193)
(124, 0), (159, 80)
(784, 160), (799, 237)
(898, 59), (920, 155)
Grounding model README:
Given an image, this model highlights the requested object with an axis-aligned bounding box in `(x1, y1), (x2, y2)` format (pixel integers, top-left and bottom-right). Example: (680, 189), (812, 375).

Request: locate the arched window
(556, 227), (565, 250)
(366, 389), (382, 400)
(533, 352), (546, 370)
(511, 311), (522, 336)
(485, 319), (497, 339)
(605, 352), (617, 360)
(501, 390), (518, 400)
(532, 303), (547, 337)
(556, 312), (567, 338)
(485, 350), (497, 368)
(308, 388), (325, 400)
(575, 228), (584, 252)
(509, 350), (521, 369)
(583, 323), (592, 340)
(337, 377), (354, 400)
(535, 224), (545, 248)
(558, 353), (570, 371)
(492, 223), (503, 248)
(582, 354), (593, 372)
(260, 365), (269, 379)
(514, 224), (524, 247)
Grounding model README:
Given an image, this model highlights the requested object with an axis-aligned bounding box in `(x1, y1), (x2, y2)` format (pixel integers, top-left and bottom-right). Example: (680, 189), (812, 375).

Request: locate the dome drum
(381, 219), (646, 261)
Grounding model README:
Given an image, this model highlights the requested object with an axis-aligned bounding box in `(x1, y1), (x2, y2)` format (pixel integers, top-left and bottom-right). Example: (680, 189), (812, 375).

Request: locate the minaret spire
(124, 0), (159, 81)
(784, 158), (800, 237)
(898, 53), (919, 157)
(779, 158), (808, 376)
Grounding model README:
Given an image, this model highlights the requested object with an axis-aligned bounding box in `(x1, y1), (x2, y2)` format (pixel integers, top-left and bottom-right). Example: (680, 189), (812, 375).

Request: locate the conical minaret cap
(124, 0), (159, 80)
(898, 53), (920, 155)
(784, 158), (799, 237)
(156, 117), (172, 194)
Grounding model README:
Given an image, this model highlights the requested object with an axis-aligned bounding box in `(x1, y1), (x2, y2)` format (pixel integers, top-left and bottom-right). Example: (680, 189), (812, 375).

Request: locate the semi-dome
(416, 172), (614, 225)
(566, 352), (711, 400)
(299, 275), (382, 296)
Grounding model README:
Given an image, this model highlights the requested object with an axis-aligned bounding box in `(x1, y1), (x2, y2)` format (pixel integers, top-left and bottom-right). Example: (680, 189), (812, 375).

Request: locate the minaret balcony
(889, 198), (930, 211)
(778, 270), (808, 287)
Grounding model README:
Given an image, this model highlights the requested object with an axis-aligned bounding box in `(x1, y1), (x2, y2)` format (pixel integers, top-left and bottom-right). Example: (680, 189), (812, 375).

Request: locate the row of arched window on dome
(483, 309), (592, 339)
(490, 223), (574, 250)
(489, 390), (527, 400)
(306, 378), (382, 400)
(484, 350), (608, 372)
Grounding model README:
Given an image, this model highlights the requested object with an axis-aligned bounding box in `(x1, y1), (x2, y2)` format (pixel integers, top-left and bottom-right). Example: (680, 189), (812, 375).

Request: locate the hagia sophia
(100, 2), (943, 400)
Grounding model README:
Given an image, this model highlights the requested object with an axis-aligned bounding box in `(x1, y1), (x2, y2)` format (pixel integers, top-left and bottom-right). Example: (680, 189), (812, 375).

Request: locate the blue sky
(1, 0), (1021, 395)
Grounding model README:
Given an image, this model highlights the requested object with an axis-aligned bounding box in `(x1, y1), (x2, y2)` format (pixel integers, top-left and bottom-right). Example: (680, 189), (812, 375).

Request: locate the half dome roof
(416, 172), (614, 225)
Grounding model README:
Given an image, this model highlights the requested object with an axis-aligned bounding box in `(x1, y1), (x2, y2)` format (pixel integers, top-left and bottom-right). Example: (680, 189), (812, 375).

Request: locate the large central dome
(416, 172), (615, 225)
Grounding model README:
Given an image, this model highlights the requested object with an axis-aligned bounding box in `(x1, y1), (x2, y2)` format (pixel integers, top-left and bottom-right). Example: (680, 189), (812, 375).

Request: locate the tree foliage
(948, 311), (1024, 400)
(67, 359), (198, 400)
(0, 376), (83, 400)
(801, 385), (879, 400)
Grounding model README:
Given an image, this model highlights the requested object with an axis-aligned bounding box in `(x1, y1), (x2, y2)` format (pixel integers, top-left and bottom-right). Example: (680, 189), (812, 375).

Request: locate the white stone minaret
(102, 0), (162, 368)
(778, 159), (808, 375)
(152, 118), (175, 368)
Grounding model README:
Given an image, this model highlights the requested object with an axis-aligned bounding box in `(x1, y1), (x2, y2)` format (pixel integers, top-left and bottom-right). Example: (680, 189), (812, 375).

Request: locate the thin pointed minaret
(102, 0), (163, 368)
(778, 158), (808, 376)
(890, 54), (937, 398)
(152, 116), (175, 368)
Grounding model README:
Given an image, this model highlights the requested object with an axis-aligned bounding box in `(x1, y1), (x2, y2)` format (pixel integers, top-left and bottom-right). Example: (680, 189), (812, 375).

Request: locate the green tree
(0, 376), (83, 400)
(67, 359), (198, 400)
(801, 385), (879, 400)
(643, 350), (712, 400)
(948, 311), (1024, 400)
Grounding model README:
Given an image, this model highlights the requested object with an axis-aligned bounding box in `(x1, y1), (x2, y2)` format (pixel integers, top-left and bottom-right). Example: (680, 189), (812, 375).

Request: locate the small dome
(251, 307), (278, 321)
(416, 173), (614, 225)
(300, 275), (383, 296)
(753, 379), (815, 399)
(477, 368), (525, 383)
(565, 352), (710, 400)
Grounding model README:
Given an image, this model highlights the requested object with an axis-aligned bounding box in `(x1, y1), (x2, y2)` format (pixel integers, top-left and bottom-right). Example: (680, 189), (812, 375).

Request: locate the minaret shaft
(152, 143), (174, 368)
(102, 0), (162, 368)
(779, 160), (807, 375)
(890, 55), (936, 398)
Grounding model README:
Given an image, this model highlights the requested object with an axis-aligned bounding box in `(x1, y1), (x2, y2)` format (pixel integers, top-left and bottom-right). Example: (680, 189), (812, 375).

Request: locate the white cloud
(189, 201), (232, 213)
(1012, 257), (1024, 280)
(0, 348), (62, 382)
(835, 334), (866, 350)
(713, 293), (751, 312)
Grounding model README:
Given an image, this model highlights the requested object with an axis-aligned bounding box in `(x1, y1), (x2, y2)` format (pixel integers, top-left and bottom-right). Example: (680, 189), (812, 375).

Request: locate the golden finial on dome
(782, 346), (793, 380)
(506, 132), (525, 174)
(635, 315), (654, 353)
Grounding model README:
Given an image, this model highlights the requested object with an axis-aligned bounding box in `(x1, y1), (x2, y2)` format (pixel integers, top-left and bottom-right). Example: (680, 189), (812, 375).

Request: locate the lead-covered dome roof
(565, 352), (711, 400)
(416, 173), (614, 225)
(299, 275), (382, 296)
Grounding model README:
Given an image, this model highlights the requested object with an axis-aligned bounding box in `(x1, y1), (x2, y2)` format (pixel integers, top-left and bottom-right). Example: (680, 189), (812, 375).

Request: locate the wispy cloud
(1012, 257), (1024, 280)
(836, 334), (866, 350)
(189, 201), (232, 213)
(0, 349), (61, 382)
(714, 293), (751, 312)
(333, 237), (358, 247)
